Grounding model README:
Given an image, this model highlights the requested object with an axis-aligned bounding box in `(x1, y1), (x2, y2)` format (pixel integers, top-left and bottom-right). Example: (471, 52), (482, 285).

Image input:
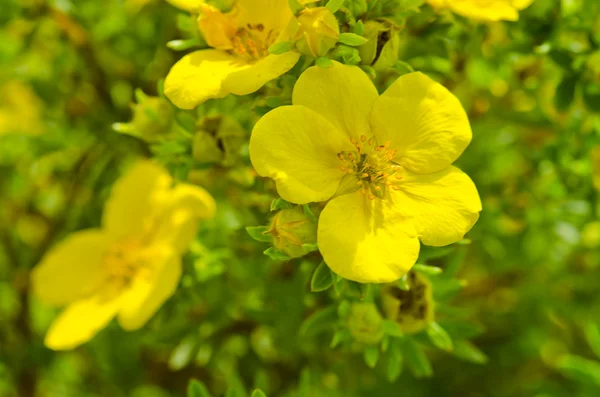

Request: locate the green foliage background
(1, 0), (600, 396)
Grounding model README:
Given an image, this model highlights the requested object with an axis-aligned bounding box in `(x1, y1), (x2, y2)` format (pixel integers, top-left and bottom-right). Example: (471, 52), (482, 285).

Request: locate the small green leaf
(246, 226), (272, 243)
(427, 322), (453, 352)
(268, 41), (294, 55)
(251, 390), (267, 397)
(354, 20), (364, 36)
(452, 340), (488, 364)
(270, 198), (292, 211)
(364, 345), (379, 368)
(326, 0), (345, 13)
(383, 320), (404, 338)
(403, 339), (433, 378)
(311, 262), (333, 292)
(556, 355), (600, 386)
(315, 57), (334, 68)
(188, 380), (213, 397)
(176, 113), (197, 133)
(554, 74), (578, 111)
(300, 306), (337, 337)
(167, 38), (201, 51)
(387, 345), (403, 382)
(413, 264), (443, 275)
(301, 243), (319, 254)
(169, 336), (197, 371)
(263, 248), (290, 261)
(302, 204), (317, 223)
(585, 323), (600, 360)
(338, 32), (368, 46)
(330, 328), (351, 348)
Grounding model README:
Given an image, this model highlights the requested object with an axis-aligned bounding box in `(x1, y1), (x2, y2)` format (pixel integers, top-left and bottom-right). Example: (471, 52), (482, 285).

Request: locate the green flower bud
(267, 206), (317, 259)
(381, 272), (435, 334)
(347, 302), (385, 345)
(358, 21), (400, 71)
(288, 7), (340, 57)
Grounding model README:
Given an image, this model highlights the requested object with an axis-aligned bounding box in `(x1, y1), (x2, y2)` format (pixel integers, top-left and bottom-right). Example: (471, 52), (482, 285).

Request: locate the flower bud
(268, 206), (317, 259)
(381, 272), (434, 334)
(192, 115), (246, 165)
(358, 21), (400, 71)
(287, 7), (340, 57)
(346, 302), (384, 345)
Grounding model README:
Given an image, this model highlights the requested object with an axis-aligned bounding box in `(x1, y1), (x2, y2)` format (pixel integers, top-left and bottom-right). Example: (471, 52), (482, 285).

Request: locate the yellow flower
(287, 6), (340, 57)
(164, 0), (301, 109)
(31, 161), (215, 350)
(0, 80), (44, 136)
(427, 0), (534, 21)
(249, 62), (481, 283)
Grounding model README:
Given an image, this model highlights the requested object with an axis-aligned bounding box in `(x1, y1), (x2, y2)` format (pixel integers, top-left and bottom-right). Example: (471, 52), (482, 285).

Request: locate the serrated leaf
(427, 322), (453, 351)
(311, 262), (333, 292)
(263, 247), (289, 261)
(338, 32), (368, 46)
(383, 320), (404, 338)
(364, 345), (379, 368)
(188, 380), (213, 397)
(452, 340), (488, 364)
(413, 264), (443, 275)
(251, 390), (267, 397)
(300, 306), (337, 337)
(246, 226), (272, 243)
(268, 41), (294, 55)
(326, 0), (345, 13)
(403, 339), (433, 378)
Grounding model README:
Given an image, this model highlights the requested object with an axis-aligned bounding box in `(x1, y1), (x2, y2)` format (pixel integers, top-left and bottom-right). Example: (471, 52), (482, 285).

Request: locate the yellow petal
(198, 4), (237, 49)
(370, 72), (472, 174)
(236, 0), (294, 31)
(152, 184), (216, 253)
(31, 230), (111, 306)
(164, 50), (250, 109)
(292, 61), (378, 140)
(102, 160), (172, 240)
(393, 166), (482, 247)
(318, 192), (420, 283)
(166, 0), (204, 12)
(512, 0), (534, 10)
(44, 292), (122, 350)
(250, 105), (353, 204)
(118, 248), (182, 330)
(222, 52), (301, 96)
(451, 2), (519, 21)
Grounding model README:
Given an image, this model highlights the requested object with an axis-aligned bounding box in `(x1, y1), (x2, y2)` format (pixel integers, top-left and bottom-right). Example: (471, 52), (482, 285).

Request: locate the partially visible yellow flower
(287, 6), (340, 57)
(164, 0), (301, 109)
(0, 80), (44, 136)
(427, 0), (534, 21)
(250, 62), (481, 283)
(31, 161), (215, 350)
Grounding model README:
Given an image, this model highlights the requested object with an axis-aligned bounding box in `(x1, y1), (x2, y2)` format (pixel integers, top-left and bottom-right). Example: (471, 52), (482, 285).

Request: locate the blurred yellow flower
(32, 161), (215, 350)
(427, 0), (534, 21)
(250, 62), (481, 283)
(164, 0), (301, 109)
(0, 80), (44, 136)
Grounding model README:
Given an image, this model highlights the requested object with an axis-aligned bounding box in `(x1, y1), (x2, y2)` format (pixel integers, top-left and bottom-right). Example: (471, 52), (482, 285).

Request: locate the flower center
(231, 23), (277, 60)
(337, 135), (403, 200)
(104, 239), (151, 289)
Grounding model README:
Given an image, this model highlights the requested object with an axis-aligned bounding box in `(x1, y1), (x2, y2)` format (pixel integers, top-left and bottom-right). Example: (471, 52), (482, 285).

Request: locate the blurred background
(1, 0), (600, 396)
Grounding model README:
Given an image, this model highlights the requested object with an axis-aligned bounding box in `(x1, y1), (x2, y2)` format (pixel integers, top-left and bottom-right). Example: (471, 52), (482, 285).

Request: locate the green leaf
(383, 320), (404, 338)
(556, 355), (600, 386)
(251, 390), (267, 397)
(585, 323), (600, 360)
(268, 41), (294, 55)
(301, 243), (319, 254)
(338, 32), (368, 46)
(246, 226), (272, 243)
(330, 328), (351, 348)
(326, 0), (345, 13)
(311, 262), (333, 292)
(169, 336), (197, 371)
(302, 204), (317, 223)
(413, 264), (443, 276)
(426, 322), (453, 351)
(554, 75), (578, 111)
(403, 339), (433, 378)
(364, 345), (380, 368)
(175, 113), (197, 133)
(300, 306), (338, 337)
(397, 274), (410, 291)
(188, 380), (213, 397)
(387, 343), (404, 381)
(263, 248), (290, 261)
(167, 38), (201, 51)
(452, 340), (488, 364)
(270, 198), (292, 211)
(316, 56), (334, 68)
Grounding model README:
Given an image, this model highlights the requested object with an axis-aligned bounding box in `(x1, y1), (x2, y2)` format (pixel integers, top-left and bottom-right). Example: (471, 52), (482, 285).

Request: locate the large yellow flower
(250, 62), (481, 283)
(31, 161), (215, 350)
(164, 0), (301, 109)
(427, 0), (534, 21)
